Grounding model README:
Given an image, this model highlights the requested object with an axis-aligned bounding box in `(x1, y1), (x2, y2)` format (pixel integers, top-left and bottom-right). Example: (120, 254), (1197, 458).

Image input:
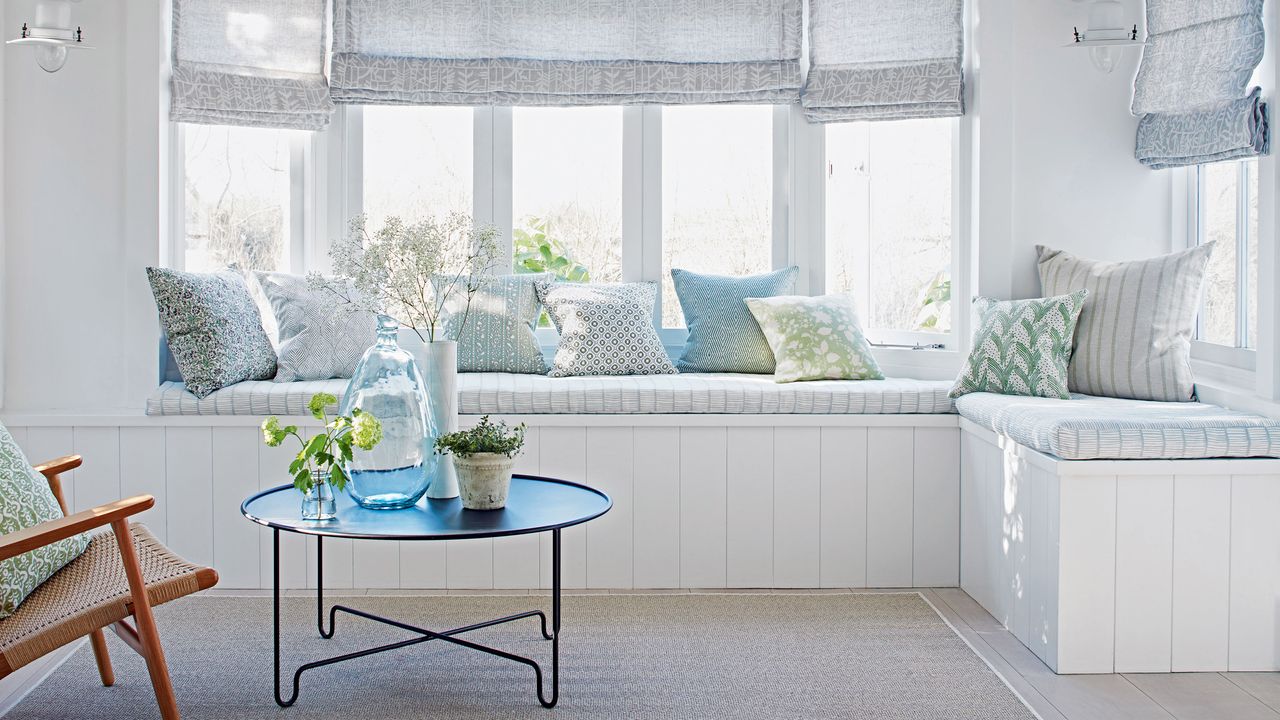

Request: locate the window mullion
(1237, 160), (1251, 348)
(641, 106), (663, 325)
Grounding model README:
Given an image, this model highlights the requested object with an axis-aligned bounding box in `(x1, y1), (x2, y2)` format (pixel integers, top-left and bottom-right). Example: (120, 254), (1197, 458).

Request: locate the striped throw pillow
(1037, 244), (1214, 402)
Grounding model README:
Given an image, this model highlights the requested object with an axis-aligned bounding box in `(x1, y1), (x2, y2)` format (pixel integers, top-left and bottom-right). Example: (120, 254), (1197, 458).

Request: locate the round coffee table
(241, 475), (612, 709)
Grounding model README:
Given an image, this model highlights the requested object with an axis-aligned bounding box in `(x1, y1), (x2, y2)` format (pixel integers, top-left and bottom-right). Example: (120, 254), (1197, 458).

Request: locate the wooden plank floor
(925, 587), (1280, 720)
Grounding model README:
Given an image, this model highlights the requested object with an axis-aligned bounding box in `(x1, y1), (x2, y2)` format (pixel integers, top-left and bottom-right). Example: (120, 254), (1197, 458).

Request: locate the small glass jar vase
(339, 316), (437, 509)
(301, 470), (336, 522)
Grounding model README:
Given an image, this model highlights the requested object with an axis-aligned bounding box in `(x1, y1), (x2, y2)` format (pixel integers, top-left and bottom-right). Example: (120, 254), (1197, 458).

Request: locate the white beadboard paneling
(164, 427), (214, 567)
(983, 441), (1007, 624)
(1229, 473), (1280, 671)
(1172, 474), (1231, 672)
(1027, 465), (1059, 671)
(210, 427), (260, 588)
(70, 427), (121, 514)
(24, 427), (75, 511)
(680, 427), (728, 589)
(726, 427), (773, 587)
(447, 539), (494, 589)
(585, 427), (634, 589)
(539, 427), (587, 589)
(774, 428), (820, 588)
(1114, 475), (1174, 673)
(959, 429), (987, 606)
(912, 427), (959, 587)
(1006, 449), (1031, 646)
(119, 427), (167, 541)
(492, 427), (540, 589)
(259, 439), (307, 589)
(1056, 474), (1117, 674)
(819, 427), (867, 588)
(632, 427), (681, 588)
(353, 539), (401, 589)
(399, 541), (448, 589)
(866, 428), (913, 588)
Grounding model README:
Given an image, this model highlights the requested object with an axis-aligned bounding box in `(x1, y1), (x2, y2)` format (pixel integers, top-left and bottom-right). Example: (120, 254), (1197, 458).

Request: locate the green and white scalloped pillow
(950, 290), (1088, 399)
(745, 295), (883, 383)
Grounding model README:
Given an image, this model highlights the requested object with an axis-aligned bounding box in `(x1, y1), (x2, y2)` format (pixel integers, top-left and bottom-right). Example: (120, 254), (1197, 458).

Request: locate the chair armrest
(32, 455), (82, 478)
(0, 495), (155, 562)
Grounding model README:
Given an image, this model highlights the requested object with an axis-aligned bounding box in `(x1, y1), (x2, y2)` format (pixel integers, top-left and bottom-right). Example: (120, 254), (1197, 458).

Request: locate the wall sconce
(1066, 0), (1144, 74)
(6, 0), (92, 73)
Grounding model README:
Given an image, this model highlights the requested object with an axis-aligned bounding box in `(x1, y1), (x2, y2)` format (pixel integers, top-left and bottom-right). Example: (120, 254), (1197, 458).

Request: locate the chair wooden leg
(110, 519), (181, 720)
(88, 629), (115, 687)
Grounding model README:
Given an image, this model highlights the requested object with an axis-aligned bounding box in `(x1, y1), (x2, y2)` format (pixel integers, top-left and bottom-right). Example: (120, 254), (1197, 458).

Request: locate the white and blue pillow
(437, 274), (550, 374)
(671, 267), (798, 374)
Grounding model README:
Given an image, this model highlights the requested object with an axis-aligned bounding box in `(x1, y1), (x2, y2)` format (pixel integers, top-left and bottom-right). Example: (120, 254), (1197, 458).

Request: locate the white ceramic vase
(454, 453), (516, 510)
(406, 336), (460, 499)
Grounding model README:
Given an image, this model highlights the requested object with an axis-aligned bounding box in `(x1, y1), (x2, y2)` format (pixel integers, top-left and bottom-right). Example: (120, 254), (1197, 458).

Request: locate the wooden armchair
(0, 455), (218, 720)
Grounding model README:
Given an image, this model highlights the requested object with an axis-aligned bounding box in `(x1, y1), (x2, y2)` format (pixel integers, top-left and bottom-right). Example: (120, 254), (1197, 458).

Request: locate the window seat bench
(146, 373), (957, 417)
(955, 392), (1280, 676)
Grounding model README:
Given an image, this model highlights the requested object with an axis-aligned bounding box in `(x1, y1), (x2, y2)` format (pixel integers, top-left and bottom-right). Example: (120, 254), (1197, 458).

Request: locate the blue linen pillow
(671, 267), (799, 374)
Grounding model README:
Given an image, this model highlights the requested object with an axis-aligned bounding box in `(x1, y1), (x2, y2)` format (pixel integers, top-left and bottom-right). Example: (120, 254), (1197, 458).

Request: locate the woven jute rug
(9, 592), (1036, 719)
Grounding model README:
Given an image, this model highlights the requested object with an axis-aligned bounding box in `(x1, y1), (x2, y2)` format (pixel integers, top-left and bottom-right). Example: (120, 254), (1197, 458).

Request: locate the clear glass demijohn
(339, 315), (438, 509)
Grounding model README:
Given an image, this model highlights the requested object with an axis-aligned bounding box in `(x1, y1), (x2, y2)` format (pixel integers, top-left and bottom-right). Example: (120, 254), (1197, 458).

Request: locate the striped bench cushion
(146, 374), (956, 417)
(955, 392), (1280, 460)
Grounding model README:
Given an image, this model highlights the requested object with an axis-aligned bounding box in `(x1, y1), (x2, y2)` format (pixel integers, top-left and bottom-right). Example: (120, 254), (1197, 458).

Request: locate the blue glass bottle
(339, 315), (437, 509)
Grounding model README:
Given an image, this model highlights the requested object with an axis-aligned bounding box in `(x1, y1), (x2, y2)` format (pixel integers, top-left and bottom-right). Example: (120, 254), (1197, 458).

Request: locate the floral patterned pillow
(147, 268), (277, 398)
(0, 424), (88, 619)
(744, 295), (883, 383)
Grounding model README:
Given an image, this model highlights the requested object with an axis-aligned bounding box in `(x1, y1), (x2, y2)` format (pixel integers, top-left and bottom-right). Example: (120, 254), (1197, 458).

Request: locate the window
(1194, 159), (1258, 349)
(661, 105), (774, 327)
(512, 107), (624, 283)
(363, 106), (473, 228)
(825, 118), (954, 343)
(181, 124), (293, 273)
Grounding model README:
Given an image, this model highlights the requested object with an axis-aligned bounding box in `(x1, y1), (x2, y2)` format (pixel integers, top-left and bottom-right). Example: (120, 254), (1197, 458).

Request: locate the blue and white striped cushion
(147, 374), (956, 416)
(955, 392), (1280, 460)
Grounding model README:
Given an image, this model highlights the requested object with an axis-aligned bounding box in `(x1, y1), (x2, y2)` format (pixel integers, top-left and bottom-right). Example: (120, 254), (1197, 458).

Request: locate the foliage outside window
(1196, 159), (1259, 349)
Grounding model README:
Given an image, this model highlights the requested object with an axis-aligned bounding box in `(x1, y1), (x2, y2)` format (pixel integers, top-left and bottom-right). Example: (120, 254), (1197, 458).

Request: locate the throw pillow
(1037, 244), (1214, 402)
(255, 272), (378, 382)
(950, 290), (1089, 400)
(744, 295), (884, 383)
(0, 424), (89, 619)
(672, 267), (799, 374)
(436, 274), (550, 374)
(146, 267), (277, 398)
(536, 282), (677, 378)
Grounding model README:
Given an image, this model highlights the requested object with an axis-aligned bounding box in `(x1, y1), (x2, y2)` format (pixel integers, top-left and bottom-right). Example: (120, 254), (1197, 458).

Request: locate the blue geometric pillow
(671, 267), (798, 374)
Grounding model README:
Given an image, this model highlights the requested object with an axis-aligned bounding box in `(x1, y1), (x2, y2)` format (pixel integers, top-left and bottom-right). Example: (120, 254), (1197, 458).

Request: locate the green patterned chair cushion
(437, 274), (550, 374)
(146, 268), (278, 398)
(0, 425), (89, 619)
(671, 267), (798, 374)
(950, 290), (1088, 399)
(744, 295), (883, 383)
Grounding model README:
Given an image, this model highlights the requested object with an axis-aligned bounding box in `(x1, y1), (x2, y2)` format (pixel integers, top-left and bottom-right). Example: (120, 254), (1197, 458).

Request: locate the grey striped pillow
(1036, 244), (1214, 402)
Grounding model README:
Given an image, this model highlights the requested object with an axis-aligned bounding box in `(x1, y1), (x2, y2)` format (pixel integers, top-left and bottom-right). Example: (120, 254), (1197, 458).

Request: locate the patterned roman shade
(802, 0), (965, 123)
(170, 0), (334, 131)
(1132, 0), (1269, 169)
(329, 0), (804, 106)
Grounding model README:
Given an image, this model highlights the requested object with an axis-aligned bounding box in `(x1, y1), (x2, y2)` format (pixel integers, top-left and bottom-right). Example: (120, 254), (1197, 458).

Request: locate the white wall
(0, 0), (1174, 414)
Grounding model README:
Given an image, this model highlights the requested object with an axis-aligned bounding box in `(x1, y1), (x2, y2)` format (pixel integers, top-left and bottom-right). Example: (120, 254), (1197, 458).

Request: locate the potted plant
(434, 416), (526, 510)
(311, 213), (500, 501)
(261, 393), (384, 521)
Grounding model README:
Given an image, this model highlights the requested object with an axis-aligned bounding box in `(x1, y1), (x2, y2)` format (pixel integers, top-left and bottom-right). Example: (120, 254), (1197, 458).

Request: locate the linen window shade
(802, 0), (965, 123)
(329, 0), (804, 106)
(171, 0), (334, 131)
(1132, 0), (1268, 169)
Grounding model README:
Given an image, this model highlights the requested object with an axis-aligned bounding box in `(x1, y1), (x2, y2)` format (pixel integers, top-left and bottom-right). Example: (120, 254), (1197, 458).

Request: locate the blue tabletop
(241, 475), (611, 540)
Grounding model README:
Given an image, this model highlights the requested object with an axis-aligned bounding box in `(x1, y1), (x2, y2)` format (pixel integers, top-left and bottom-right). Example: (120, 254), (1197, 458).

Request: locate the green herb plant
(261, 393), (383, 494)
(434, 415), (527, 459)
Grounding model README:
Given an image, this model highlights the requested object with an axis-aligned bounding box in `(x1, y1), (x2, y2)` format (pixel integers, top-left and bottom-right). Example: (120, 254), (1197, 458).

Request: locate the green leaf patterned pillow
(744, 295), (884, 383)
(950, 290), (1088, 400)
(0, 424), (89, 619)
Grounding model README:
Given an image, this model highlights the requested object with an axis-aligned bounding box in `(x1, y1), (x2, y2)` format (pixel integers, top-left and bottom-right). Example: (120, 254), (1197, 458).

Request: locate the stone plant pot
(454, 453), (516, 510)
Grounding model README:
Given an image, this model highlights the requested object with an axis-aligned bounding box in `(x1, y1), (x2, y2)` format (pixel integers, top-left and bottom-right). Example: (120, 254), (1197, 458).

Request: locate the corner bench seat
(955, 391), (1280, 460)
(147, 373), (956, 417)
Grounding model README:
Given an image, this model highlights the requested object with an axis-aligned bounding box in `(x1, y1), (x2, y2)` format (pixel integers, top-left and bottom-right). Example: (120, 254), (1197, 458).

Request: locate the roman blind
(170, 0), (334, 131)
(329, 0), (804, 106)
(1132, 0), (1269, 169)
(802, 0), (965, 123)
